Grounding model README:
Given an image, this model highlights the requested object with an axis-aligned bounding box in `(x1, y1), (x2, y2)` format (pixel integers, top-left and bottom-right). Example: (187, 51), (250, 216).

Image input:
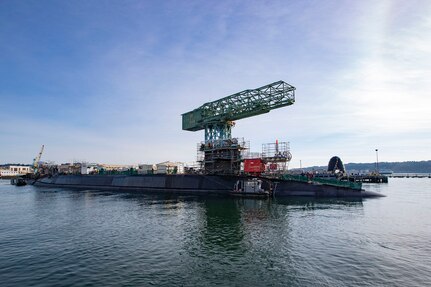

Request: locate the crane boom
(182, 80), (295, 132)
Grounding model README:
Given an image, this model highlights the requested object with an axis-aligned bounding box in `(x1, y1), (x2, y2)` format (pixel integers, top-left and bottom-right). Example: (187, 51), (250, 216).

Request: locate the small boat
(230, 178), (271, 198)
(10, 177), (27, 186)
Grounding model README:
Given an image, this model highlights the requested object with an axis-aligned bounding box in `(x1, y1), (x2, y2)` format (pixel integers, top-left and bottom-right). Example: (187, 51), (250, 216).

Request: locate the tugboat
(230, 178), (271, 198)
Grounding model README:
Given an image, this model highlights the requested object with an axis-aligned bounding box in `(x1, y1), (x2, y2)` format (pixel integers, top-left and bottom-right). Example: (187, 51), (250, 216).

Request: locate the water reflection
(274, 197), (364, 209)
(200, 199), (244, 250)
(4, 181), (429, 286)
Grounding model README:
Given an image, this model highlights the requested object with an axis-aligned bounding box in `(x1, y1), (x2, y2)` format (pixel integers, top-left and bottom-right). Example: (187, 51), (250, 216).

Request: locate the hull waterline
(32, 174), (384, 199)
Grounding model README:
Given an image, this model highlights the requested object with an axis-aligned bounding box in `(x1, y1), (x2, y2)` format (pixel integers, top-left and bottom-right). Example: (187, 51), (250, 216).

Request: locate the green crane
(182, 80), (295, 142)
(182, 80), (295, 175)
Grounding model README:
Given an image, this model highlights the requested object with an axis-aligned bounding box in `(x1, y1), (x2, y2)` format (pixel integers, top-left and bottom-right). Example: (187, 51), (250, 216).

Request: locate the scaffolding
(196, 139), (292, 175)
(261, 141), (292, 175)
(197, 138), (249, 175)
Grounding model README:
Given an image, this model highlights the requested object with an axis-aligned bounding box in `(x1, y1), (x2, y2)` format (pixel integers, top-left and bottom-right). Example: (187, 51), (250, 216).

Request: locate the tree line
(304, 160), (431, 173)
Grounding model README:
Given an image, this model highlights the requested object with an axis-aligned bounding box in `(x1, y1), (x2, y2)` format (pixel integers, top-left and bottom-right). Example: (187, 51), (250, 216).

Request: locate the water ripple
(0, 179), (430, 286)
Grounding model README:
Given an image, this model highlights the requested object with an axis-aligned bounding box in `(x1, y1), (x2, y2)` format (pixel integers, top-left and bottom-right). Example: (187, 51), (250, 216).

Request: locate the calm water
(0, 178), (430, 286)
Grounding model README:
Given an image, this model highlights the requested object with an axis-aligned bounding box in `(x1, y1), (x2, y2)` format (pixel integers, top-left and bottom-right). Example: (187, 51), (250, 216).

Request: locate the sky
(1, 0), (430, 167)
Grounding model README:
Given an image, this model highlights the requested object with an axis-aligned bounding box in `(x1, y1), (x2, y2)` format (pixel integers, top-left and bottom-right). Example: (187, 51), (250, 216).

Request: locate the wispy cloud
(1, 0), (430, 166)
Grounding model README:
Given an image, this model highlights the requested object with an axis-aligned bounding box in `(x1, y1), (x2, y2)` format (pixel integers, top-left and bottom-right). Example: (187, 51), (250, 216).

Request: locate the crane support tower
(182, 81), (295, 175)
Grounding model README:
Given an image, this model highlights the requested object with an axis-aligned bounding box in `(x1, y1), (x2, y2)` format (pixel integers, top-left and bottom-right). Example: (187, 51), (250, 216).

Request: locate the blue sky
(1, 0), (430, 167)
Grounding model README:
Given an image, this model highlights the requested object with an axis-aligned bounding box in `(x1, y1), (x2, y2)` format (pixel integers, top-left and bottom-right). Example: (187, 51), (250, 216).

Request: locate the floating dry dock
(33, 174), (384, 198)
(31, 81), (383, 198)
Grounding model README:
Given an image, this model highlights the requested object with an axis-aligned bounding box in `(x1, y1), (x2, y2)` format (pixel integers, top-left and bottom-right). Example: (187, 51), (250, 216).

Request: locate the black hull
(33, 174), (383, 198)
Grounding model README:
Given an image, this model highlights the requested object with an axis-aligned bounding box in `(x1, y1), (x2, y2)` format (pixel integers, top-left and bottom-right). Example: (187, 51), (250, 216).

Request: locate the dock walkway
(349, 175), (389, 183)
(388, 174), (430, 178)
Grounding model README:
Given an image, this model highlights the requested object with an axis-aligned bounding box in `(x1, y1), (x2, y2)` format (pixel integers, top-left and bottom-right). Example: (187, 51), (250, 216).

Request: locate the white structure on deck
(137, 162), (184, 175)
(0, 165), (33, 177)
(138, 164), (156, 174)
(79, 163), (99, 175)
(156, 161), (184, 174)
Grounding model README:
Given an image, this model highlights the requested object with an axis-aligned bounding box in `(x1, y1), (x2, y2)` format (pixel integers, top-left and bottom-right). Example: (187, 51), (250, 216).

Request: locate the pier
(349, 175), (389, 183)
(346, 173), (431, 183)
(388, 174), (431, 178)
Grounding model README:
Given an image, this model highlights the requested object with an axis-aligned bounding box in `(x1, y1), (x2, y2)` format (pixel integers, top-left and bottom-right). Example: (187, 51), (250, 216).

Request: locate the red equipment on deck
(244, 159), (265, 174)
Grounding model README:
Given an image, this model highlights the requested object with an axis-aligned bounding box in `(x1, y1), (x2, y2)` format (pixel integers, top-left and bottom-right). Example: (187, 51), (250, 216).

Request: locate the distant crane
(33, 145), (44, 174)
(182, 81), (295, 174)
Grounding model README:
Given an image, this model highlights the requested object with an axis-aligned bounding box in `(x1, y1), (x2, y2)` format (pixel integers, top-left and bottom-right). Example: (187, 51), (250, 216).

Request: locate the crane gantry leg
(204, 122), (234, 142)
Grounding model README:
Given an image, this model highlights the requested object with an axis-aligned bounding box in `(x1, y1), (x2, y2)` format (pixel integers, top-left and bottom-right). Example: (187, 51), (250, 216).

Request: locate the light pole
(375, 149), (379, 174)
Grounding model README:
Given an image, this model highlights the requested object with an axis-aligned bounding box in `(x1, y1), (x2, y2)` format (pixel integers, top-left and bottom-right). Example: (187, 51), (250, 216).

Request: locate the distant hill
(300, 160), (431, 173)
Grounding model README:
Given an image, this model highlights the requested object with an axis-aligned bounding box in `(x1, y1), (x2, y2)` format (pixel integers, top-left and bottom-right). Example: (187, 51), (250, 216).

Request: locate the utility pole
(375, 149), (379, 174)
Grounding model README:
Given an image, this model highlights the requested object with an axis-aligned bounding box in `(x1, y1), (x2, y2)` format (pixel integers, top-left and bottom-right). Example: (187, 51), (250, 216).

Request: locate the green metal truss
(182, 80), (295, 142)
